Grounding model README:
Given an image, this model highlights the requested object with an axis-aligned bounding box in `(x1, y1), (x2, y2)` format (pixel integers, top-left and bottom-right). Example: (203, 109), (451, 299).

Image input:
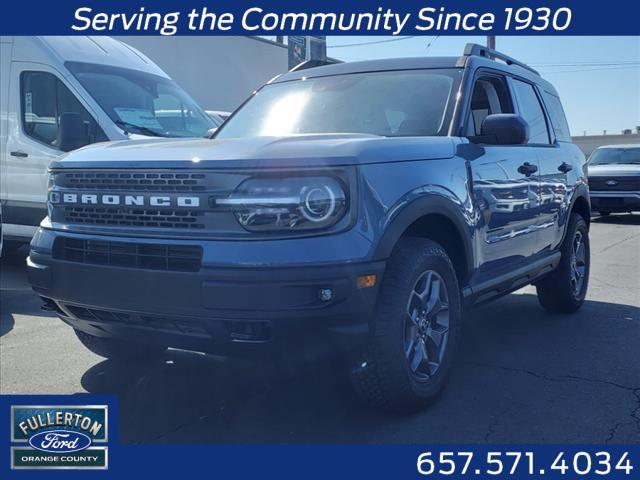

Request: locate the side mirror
(204, 127), (218, 139)
(478, 114), (529, 145)
(57, 112), (90, 152)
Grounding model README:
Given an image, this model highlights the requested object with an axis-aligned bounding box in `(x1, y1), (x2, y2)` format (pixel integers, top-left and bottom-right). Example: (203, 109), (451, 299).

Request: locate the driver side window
(20, 71), (106, 149)
(466, 75), (514, 136)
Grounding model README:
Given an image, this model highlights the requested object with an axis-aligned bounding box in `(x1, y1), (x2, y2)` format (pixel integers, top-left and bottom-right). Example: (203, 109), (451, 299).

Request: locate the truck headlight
(218, 176), (347, 232)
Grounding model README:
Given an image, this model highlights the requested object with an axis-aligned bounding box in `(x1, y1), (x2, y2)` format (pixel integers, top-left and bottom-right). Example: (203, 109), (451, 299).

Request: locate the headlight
(218, 176), (347, 232)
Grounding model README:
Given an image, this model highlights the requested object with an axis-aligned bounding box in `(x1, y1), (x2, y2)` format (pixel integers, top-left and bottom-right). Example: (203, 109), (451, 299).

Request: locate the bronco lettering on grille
(49, 192), (200, 207)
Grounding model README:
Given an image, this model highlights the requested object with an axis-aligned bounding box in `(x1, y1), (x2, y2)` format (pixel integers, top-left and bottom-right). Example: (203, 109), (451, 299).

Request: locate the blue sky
(325, 36), (640, 137)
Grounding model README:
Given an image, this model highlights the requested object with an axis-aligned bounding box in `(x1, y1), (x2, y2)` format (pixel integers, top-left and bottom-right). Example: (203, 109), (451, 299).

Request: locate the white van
(0, 36), (215, 250)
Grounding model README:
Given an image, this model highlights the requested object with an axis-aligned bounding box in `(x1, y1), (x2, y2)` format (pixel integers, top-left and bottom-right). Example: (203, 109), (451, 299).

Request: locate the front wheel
(536, 213), (590, 313)
(351, 238), (462, 412)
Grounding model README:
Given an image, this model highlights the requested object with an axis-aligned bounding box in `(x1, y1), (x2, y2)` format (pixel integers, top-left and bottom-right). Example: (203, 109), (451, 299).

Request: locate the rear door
(467, 72), (541, 282)
(510, 78), (567, 253)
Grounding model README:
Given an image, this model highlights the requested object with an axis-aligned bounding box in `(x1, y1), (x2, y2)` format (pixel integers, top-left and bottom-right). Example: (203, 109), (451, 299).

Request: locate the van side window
(467, 76), (514, 136)
(21, 71), (107, 149)
(541, 91), (571, 142)
(511, 79), (551, 145)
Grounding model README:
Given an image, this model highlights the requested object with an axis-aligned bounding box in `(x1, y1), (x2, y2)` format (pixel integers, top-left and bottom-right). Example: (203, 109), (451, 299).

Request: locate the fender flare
(560, 183), (591, 243)
(372, 195), (475, 281)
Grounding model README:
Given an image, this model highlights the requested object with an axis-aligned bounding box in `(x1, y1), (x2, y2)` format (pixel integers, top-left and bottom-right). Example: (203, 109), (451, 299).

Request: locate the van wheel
(536, 213), (590, 313)
(351, 238), (461, 412)
(74, 330), (166, 362)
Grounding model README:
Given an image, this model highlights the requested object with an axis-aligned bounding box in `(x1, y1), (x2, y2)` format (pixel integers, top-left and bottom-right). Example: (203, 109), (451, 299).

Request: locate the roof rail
(462, 43), (539, 75)
(289, 58), (342, 72)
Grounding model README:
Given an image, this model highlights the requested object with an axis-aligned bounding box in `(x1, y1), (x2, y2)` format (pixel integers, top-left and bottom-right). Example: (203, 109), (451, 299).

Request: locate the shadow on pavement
(79, 293), (639, 444)
(591, 213), (640, 225)
(0, 247), (33, 337)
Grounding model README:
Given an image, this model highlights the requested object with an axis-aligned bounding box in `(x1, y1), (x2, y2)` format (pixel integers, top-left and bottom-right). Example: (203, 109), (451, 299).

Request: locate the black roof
(273, 43), (556, 93)
(274, 56), (461, 83)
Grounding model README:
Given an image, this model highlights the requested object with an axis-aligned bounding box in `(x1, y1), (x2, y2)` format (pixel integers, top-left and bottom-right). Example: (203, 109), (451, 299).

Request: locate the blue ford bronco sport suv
(28, 44), (590, 411)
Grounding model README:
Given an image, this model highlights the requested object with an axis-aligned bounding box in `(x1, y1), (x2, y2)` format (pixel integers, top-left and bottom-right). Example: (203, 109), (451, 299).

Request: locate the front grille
(53, 237), (202, 272)
(58, 172), (207, 192)
(589, 176), (640, 191)
(63, 206), (205, 229)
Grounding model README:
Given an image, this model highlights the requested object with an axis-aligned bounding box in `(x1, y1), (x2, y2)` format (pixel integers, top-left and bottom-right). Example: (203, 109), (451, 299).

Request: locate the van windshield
(215, 69), (459, 139)
(66, 62), (214, 138)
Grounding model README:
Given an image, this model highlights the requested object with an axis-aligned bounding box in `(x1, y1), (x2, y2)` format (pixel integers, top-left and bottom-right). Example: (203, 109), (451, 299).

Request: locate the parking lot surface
(1, 215), (639, 443)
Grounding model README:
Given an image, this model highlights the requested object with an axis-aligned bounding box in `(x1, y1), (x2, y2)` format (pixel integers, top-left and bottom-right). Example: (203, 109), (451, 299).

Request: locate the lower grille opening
(62, 305), (273, 343)
(64, 305), (210, 338)
(53, 237), (202, 272)
(224, 320), (272, 342)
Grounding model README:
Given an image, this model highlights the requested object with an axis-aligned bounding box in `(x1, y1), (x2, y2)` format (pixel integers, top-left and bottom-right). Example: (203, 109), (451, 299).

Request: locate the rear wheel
(351, 238), (461, 412)
(536, 213), (590, 313)
(74, 330), (166, 362)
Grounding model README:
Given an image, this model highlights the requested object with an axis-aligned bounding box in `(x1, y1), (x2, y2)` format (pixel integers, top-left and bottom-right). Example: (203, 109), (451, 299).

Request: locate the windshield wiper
(115, 120), (168, 138)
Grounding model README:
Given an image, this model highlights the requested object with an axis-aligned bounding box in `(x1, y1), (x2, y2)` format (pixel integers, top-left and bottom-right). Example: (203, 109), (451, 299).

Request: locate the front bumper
(28, 228), (384, 356)
(589, 191), (640, 212)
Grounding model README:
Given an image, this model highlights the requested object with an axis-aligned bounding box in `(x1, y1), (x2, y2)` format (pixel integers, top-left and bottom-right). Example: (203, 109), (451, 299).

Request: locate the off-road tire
(351, 238), (462, 412)
(75, 329), (166, 362)
(536, 213), (590, 313)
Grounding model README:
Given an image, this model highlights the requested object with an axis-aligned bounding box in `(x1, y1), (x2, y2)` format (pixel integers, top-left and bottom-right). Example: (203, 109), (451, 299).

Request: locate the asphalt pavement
(1, 215), (639, 443)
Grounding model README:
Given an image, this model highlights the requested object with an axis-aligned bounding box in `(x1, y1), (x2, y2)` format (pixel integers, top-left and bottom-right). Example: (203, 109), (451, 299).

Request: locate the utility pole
(487, 35), (496, 50)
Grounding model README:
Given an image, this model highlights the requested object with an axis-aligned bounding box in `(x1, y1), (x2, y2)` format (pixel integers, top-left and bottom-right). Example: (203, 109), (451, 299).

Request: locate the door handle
(10, 151), (28, 158)
(558, 162), (573, 173)
(517, 162), (538, 177)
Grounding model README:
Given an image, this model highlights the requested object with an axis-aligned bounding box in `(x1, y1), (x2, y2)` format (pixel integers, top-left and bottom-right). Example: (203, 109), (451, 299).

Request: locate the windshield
(216, 69), (459, 139)
(590, 147), (640, 165)
(67, 62), (214, 138)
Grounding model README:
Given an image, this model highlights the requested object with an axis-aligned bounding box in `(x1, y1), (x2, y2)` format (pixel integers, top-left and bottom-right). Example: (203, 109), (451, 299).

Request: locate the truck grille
(589, 176), (640, 191)
(53, 237), (202, 272)
(63, 206), (206, 229)
(58, 172), (207, 192)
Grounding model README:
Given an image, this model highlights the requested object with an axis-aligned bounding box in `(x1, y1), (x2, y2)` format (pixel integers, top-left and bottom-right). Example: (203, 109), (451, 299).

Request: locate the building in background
(117, 36), (288, 113)
(572, 127), (640, 156)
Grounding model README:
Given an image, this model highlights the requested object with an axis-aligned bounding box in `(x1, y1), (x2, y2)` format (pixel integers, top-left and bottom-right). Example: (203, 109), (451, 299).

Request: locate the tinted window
(512, 79), (551, 145)
(216, 70), (459, 139)
(467, 76), (514, 136)
(21, 71), (106, 149)
(590, 147), (640, 165)
(542, 91), (571, 142)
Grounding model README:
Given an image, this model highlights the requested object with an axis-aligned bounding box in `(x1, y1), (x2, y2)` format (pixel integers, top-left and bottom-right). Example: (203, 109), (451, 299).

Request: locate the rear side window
(511, 79), (551, 145)
(541, 91), (571, 142)
(20, 71), (106, 149)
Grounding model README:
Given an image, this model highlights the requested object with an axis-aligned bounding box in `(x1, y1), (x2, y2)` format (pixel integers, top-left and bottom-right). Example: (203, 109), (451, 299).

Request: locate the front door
(467, 74), (541, 282)
(4, 63), (102, 230)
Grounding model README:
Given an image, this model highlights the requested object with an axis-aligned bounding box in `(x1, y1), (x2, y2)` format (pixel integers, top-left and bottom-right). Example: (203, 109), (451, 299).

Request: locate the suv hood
(51, 134), (457, 169)
(588, 164), (640, 176)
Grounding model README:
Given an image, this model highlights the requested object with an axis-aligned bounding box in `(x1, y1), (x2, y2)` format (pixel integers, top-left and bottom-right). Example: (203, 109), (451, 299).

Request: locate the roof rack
(462, 43), (539, 75)
(289, 58), (342, 72)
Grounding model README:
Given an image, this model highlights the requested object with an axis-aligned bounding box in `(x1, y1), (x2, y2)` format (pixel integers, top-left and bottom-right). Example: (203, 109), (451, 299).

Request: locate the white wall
(572, 134), (640, 157)
(116, 36), (288, 112)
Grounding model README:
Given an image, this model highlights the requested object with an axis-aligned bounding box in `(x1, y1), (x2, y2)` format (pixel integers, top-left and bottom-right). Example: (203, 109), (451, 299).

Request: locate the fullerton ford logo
(49, 192), (200, 207)
(28, 430), (92, 453)
(11, 405), (109, 470)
